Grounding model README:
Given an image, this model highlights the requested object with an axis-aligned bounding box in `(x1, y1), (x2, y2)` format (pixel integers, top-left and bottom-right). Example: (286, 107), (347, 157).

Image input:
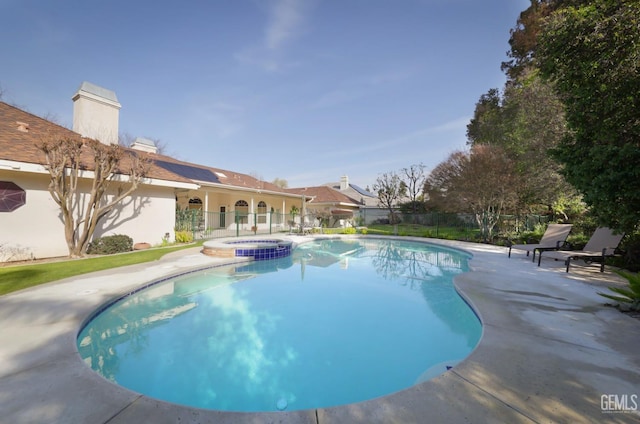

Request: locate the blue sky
(1, 0), (529, 189)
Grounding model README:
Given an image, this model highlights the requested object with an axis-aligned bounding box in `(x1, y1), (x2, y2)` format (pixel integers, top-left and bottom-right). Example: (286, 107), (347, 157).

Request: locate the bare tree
(425, 145), (518, 241)
(119, 132), (168, 155)
(38, 136), (150, 257)
(373, 172), (406, 224)
(401, 163), (427, 215)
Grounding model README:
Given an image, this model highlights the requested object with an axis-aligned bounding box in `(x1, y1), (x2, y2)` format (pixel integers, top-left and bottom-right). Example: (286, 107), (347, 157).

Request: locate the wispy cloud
(265, 0), (306, 50)
(310, 68), (415, 109)
(185, 100), (246, 140)
(310, 89), (362, 109)
(361, 69), (416, 86)
(340, 116), (470, 156)
(233, 49), (301, 73)
(235, 0), (312, 72)
(380, 116), (470, 148)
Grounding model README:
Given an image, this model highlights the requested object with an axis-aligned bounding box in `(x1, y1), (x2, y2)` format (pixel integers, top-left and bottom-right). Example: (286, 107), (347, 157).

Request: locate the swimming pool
(77, 238), (481, 412)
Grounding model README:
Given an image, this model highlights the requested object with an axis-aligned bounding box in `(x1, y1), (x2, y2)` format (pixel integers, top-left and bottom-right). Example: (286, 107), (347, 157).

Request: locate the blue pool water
(77, 238), (481, 412)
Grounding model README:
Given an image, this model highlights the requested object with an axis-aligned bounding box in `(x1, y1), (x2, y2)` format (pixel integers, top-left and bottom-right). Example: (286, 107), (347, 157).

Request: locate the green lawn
(0, 242), (203, 296)
(366, 223), (479, 240)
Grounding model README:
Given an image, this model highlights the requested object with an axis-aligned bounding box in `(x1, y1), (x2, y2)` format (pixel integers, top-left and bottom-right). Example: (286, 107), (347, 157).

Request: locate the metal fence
(370, 211), (550, 231)
(175, 210), (316, 240)
(175, 208), (553, 241)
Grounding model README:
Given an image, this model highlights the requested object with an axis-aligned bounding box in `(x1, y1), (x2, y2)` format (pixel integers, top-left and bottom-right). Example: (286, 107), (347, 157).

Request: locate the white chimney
(72, 82), (121, 145)
(340, 175), (349, 191)
(130, 137), (158, 154)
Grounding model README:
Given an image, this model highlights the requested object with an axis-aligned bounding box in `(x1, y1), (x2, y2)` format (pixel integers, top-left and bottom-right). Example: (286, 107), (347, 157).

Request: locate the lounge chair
(537, 227), (624, 272)
(508, 223), (573, 262)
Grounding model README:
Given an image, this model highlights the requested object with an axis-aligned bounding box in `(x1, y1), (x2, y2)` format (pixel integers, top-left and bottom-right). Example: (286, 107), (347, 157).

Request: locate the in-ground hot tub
(202, 238), (292, 260)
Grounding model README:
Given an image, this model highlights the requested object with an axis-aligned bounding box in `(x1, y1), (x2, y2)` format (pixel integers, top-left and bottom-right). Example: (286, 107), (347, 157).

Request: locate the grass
(0, 241), (204, 296)
(366, 224), (479, 240)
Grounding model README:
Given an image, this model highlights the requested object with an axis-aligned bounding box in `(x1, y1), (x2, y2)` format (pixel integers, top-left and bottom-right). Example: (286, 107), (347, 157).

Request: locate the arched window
(186, 197), (204, 229)
(188, 197), (203, 210)
(235, 200), (249, 224)
(257, 201), (267, 223)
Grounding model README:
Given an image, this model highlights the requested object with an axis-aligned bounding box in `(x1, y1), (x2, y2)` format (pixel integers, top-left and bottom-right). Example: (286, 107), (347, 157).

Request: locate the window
(0, 181), (26, 212)
(257, 201), (267, 224)
(235, 200), (249, 224)
(188, 197), (204, 229)
(188, 197), (203, 210)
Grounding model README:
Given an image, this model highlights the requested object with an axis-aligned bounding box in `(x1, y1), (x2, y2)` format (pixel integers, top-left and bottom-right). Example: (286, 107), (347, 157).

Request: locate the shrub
(621, 233), (640, 272)
(598, 271), (640, 311)
(87, 234), (133, 255)
(175, 230), (194, 243)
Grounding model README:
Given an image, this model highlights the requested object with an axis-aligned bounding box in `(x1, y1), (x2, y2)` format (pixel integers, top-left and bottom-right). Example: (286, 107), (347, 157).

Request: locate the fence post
(252, 212), (257, 234)
(435, 212), (439, 238)
(235, 211), (239, 237)
(191, 210), (197, 240)
(269, 211), (272, 234)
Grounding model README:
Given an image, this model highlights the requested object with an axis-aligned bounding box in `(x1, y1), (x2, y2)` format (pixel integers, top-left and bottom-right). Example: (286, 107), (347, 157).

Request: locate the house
(0, 82), (308, 261)
(149, 152), (308, 237)
(286, 185), (361, 228)
(285, 175), (394, 227)
(322, 175), (389, 225)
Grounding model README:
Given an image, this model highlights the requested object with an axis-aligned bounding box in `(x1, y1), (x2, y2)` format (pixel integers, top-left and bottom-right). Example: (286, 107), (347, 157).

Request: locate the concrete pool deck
(0, 236), (639, 423)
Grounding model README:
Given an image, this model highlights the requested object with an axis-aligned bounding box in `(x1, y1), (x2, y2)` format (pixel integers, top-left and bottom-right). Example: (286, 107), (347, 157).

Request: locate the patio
(0, 236), (638, 423)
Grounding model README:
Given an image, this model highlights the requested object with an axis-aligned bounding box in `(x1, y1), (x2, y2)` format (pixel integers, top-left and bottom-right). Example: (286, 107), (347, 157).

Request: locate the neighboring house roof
(322, 181), (379, 207)
(286, 186), (359, 207)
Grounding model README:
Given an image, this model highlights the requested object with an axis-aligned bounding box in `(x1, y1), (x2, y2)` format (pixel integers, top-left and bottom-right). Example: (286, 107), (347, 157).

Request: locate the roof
(350, 183), (376, 198)
(321, 181), (379, 207)
(145, 152), (290, 194)
(0, 101), (191, 185)
(286, 186), (359, 206)
(0, 101), (303, 196)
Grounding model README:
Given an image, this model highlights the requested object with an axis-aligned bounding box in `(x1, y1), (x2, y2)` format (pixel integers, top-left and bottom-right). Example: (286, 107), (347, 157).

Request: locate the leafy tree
(38, 137), (150, 257)
(373, 172), (406, 224)
(467, 88), (505, 147)
(537, 0), (640, 232)
(272, 177), (289, 188)
(501, 0), (561, 81)
(398, 200), (430, 215)
(467, 70), (580, 216)
(425, 145), (518, 241)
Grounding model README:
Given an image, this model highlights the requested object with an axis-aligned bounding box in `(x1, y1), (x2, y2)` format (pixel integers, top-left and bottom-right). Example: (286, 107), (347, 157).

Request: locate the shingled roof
(0, 101), (193, 184)
(146, 152), (290, 194)
(286, 186), (359, 205)
(0, 101), (293, 194)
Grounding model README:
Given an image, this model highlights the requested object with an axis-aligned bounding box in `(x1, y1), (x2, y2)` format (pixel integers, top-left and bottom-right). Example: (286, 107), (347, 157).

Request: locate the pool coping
(203, 237), (293, 260)
(1, 235), (639, 423)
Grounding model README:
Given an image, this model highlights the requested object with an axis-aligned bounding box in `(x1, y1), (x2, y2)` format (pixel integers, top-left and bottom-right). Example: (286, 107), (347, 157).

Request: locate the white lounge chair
(537, 227), (624, 272)
(508, 223), (573, 262)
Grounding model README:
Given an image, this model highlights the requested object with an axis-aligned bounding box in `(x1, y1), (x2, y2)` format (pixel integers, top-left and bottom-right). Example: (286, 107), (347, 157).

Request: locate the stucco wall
(0, 171), (66, 261)
(0, 170), (176, 261)
(177, 188), (302, 230)
(93, 183), (176, 247)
